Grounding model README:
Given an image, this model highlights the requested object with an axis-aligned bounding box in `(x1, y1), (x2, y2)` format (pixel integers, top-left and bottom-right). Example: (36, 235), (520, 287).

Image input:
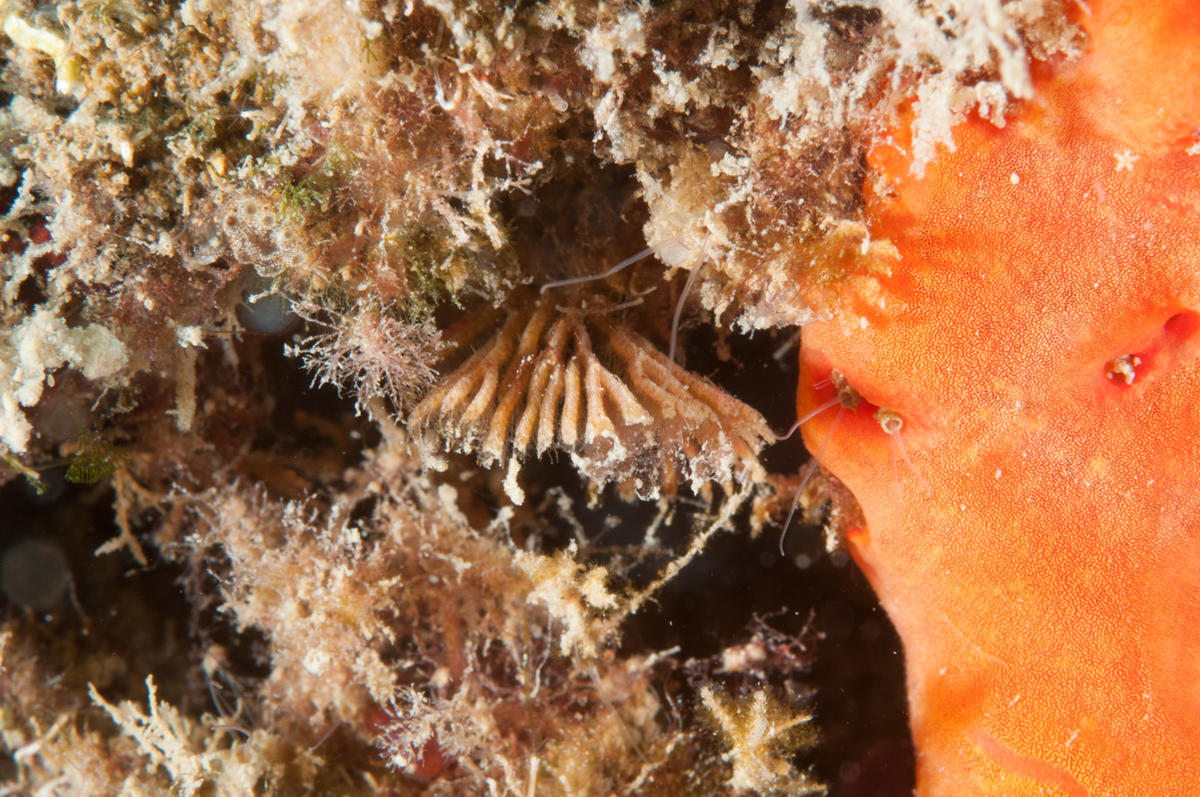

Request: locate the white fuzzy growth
(302, 648), (331, 676)
(175, 325), (206, 349)
(0, 310), (127, 452)
(875, 0), (1035, 175)
(758, 3), (839, 130)
(258, 0), (387, 104)
(514, 547), (620, 658)
(581, 10), (647, 83)
(755, 0), (1036, 157)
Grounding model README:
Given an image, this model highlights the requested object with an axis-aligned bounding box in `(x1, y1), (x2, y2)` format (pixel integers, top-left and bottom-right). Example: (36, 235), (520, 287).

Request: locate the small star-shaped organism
(700, 687), (819, 794)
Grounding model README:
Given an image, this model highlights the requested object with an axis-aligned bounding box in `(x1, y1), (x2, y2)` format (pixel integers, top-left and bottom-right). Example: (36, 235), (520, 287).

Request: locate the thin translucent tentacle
(778, 408), (844, 556)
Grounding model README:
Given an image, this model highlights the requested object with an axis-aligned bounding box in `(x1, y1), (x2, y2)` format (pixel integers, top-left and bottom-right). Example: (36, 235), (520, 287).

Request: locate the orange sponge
(798, 1), (1200, 793)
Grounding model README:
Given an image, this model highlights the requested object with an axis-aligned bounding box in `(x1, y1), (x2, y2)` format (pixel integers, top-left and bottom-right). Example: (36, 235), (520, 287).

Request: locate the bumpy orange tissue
(798, 1), (1200, 794)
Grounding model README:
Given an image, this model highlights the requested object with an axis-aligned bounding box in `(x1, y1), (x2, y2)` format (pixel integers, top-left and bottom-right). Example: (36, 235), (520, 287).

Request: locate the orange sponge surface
(798, 1), (1200, 793)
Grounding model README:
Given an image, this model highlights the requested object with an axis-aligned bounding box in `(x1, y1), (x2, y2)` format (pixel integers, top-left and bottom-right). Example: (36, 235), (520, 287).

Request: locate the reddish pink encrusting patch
(798, 1), (1200, 793)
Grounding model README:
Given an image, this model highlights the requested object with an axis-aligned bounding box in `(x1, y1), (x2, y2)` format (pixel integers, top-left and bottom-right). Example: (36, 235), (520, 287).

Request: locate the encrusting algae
(0, 1), (1120, 795)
